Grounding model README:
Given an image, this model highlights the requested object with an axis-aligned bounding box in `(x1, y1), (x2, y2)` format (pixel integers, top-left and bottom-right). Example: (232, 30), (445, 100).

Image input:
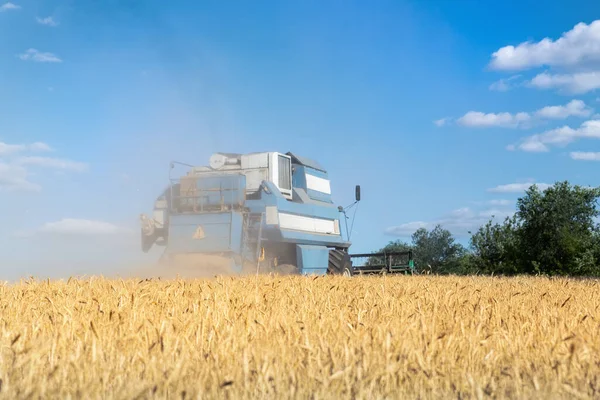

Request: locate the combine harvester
(140, 151), (414, 276)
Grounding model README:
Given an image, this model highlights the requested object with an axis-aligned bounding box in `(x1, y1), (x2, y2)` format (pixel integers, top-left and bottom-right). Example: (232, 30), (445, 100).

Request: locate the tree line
(372, 181), (600, 276)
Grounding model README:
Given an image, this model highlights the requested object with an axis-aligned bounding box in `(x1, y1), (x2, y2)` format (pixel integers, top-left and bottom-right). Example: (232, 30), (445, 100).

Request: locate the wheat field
(1, 274), (599, 399)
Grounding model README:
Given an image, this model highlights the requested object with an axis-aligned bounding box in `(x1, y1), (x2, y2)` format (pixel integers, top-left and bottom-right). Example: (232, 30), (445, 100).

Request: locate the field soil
(1, 275), (599, 399)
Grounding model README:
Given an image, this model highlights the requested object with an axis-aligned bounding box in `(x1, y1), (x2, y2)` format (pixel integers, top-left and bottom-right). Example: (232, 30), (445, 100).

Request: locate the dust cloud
(116, 253), (262, 280)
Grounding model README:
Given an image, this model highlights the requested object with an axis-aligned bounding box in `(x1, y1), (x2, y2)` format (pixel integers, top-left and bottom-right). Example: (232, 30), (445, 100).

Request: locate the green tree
(516, 181), (600, 275)
(470, 181), (600, 276)
(411, 225), (467, 274)
(469, 215), (520, 275)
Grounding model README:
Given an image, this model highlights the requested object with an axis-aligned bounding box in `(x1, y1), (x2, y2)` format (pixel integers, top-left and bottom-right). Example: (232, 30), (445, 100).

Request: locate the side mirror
(355, 185), (361, 202)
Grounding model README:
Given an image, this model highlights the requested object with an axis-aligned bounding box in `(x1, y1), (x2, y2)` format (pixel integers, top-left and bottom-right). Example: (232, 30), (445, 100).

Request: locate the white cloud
(385, 206), (515, 237)
(510, 119), (600, 152)
(386, 221), (429, 236)
(534, 99), (592, 119)
(487, 20), (600, 96)
(433, 117), (451, 127)
(458, 100), (592, 129)
(488, 182), (551, 193)
(16, 156), (88, 172)
(528, 71), (600, 94)
(36, 16), (58, 26)
(0, 141), (86, 192)
(18, 49), (62, 63)
(516, 139), (551, 152)
(29, 142), (53, 152)
(0, 2), (20, 12)
(489, 199), (512, 206)
(457, 111), (531, 128)
(489, 20), (600, 71)
(0, 142), (26, 156)
(0, 163), (40, 192)
(19, 219), (132, 237)
(570, 151), (600, 161)
(0, 141), (53, 156)
(489, 75), (522, 92)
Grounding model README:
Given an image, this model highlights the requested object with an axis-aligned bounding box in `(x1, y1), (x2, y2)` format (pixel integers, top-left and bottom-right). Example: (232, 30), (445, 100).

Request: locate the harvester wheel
(328, 249), (353, 276)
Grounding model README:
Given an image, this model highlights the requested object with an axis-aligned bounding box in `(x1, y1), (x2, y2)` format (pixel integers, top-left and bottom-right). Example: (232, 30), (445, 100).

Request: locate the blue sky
(2, 0), (600, 280)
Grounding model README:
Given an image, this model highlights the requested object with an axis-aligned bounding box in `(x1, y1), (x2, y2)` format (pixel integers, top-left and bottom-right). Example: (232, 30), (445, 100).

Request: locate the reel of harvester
(349, 250), (416, 275)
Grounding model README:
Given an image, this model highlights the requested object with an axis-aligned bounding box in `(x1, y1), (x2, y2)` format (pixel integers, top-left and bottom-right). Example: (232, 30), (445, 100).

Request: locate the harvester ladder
(241, 212), (264, 264)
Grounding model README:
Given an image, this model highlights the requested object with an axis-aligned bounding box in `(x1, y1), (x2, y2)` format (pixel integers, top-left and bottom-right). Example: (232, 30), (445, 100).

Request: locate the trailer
(349, 251), (416, 275)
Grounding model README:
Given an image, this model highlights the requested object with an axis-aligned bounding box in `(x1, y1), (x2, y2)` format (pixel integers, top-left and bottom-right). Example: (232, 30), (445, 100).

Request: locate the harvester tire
(328, 249), (353, 276)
